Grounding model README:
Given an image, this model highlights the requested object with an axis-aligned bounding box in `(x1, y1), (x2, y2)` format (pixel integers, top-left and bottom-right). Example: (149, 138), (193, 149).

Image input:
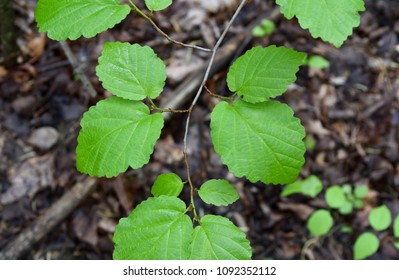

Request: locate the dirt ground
(0, 0), (398, 260)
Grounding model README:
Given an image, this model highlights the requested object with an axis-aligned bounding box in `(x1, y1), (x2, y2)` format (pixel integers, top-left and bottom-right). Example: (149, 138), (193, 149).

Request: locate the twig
(301, 237), (318, 260)
(204, 84), (234, 101)
(127, 0), (211, 53)
(182, 0), (248, 216)
(148, 98), (189, 113)
(59, 41), (97, 98)
(0, 177), (97, 260)
(159, 8), (281, 121)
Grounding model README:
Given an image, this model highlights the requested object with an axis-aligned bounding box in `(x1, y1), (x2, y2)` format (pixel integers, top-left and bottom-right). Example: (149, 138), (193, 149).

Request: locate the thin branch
(0, 177), (97, 259)
(148, 98), (189, 113)
(127, 0), (211, 53)
(204, 84), (234, 101)
(182, 0), (248, 210)
(59, 41), (97, 98)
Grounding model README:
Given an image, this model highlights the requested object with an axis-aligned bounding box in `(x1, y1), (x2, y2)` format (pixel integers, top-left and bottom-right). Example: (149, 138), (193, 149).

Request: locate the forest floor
(0, 0), (398, 260)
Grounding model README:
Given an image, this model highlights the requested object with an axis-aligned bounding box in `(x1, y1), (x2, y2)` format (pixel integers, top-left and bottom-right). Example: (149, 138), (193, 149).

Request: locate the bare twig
(0, 177), (97, 260)
(204, 84), (234, 100)
(127, 0), (211, 53)
(59, 41), (97, 98)
(148, 98), (189, 113)
(182, 0), (248, 216)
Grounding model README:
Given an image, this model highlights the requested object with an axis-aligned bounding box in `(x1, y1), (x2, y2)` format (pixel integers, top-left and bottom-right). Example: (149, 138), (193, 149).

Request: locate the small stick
(127, 0), (211, 53)
(182, 0), (248, 217)
(0, 177), (97, 260)
(59, 41), (97, 98)
(160, 8), (280, 120)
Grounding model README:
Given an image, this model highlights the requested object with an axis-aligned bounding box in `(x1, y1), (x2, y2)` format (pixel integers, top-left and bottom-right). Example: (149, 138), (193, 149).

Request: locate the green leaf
(252, 19), (276, 37)
(342, 184), (352, 195)
(76, 97), (164, 177)
(96, 42), (166, 100)
(281, 175), (323, 198)
(307, 209), (333, 236)
(198, 179), (239, 206)
(394, 215), (399, 238)
(35, 0), (130, 40)
(276, 0), (365, 47)
(354, 184), (368, 199)
(353, 199), (363, 209)
(325, 185), (346, 209)
(304, 135), (316, 151)
(211, 100), (305, 184)
(113, 196), (192, 260)
(338, 200), (353, 215)
(227, 46), (306, 103)
(151, 173), (184, 197)
(307, 55), (330, 69)
(189, 215), (251, 260)
(341, 225), (353, 234)
(353, 232), (379, 260)
(145, 0), (172, 11)
(394, 215), (399, 250)
(369, 205), (392, 231)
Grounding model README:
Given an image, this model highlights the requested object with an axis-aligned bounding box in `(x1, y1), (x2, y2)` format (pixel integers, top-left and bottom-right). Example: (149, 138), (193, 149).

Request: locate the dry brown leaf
(0, 66), (8, 80)
(27, 34), (46, 62)
(278, 202), (314, 220)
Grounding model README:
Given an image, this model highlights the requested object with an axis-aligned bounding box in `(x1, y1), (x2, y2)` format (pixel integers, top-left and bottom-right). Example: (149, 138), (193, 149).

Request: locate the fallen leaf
(28, 127), (59, 151)
(278, 202), (315, 220)
(1, 155), (55, 205)
(27, 34), (46, 62)
(0, 66), (8, 80)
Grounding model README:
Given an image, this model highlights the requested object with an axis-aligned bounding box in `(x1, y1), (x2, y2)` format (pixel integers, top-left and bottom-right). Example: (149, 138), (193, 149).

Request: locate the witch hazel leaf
(145, 0), (173, 11)
(35, 0), (130, 40)
(151, 173), (184, 197)
(189, 215), (252, 260)
(276, 0), (365, 47)
(198, 179), (239, 206)
(113, 196), (192, 260)
(211, 99), (305, 184)
(76, 97), (164, 177)
(227, 46), (306, 103)
(96, 42), (166, 100)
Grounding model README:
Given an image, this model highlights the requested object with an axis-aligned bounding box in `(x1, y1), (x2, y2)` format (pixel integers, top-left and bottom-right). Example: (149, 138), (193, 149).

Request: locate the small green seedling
(394, 215), (399, 250)
(306, 55), (330, 69)
(283, 176), (397, 259)
(369, 205), (392, 231)
(252, 19), (276, 37)
(307, 209), (334, 236)
(325, 184), (368, 215)
(304, 135), (316, 151)
(281, 175), (323, 198)
(353, 232), (379, 260)
(353, 205), (398, 259)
